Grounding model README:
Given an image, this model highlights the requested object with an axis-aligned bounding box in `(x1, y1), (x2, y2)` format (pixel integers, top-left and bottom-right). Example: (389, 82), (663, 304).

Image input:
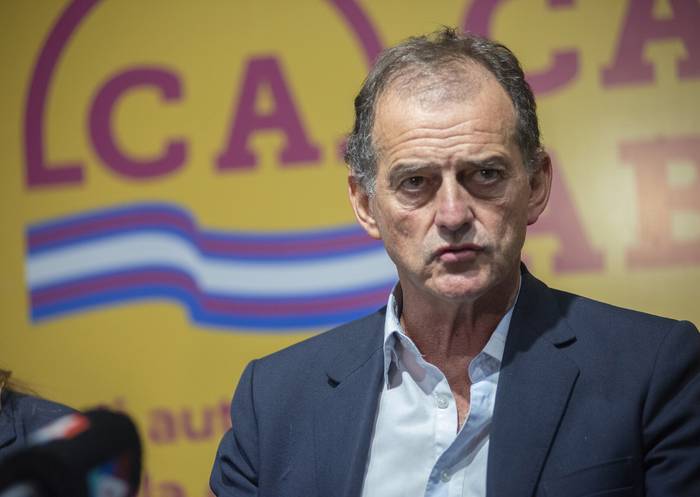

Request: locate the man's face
(349, 67), (551, 306)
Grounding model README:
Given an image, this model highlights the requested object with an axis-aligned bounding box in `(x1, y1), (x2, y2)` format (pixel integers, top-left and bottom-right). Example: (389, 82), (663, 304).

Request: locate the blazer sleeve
(643, 320), (700, 497)
(210, 361), (260, 497)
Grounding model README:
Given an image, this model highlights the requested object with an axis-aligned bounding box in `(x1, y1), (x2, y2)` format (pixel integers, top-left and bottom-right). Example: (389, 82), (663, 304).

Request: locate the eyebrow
(387, 163), (437, 185)
(462, 157), (510, 169)
(389, 156), (510, 180)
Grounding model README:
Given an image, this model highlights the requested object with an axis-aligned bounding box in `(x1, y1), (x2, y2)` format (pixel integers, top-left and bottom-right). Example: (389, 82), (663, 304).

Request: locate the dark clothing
(0, 390), (74, 461)
(211, 270), (700, 497)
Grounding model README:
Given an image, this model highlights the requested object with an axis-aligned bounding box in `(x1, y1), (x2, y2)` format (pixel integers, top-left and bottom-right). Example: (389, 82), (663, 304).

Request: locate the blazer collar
(323, 309), (386, 384)
(315, 310), (386, 497)
(487, 268), (580, 497)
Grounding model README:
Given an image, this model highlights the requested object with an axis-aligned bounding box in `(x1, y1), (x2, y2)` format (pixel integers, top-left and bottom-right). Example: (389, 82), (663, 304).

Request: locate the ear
(348, 175), (381, 239)
(526, 152), (553, 226)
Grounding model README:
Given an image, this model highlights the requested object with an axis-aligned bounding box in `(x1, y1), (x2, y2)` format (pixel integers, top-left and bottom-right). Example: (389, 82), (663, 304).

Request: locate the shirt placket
(423, 352), (497, 497)
(420, 366), (458, 497)
(432, 375), (456, 459)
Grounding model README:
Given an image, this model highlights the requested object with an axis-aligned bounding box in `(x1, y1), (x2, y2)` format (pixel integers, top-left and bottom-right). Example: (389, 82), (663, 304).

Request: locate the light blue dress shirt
(360, 284), (518, 497)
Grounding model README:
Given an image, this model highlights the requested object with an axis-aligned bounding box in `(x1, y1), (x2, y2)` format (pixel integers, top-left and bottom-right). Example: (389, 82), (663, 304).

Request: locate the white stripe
(26, 232), (397, 296)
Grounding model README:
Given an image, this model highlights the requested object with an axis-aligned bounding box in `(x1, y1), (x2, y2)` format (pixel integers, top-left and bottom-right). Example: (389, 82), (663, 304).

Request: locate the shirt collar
(382, 276), (521, 385)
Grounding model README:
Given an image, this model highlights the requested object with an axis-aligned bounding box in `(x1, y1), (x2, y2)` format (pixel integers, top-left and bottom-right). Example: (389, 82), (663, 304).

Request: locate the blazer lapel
(314, 311), (385, 497)
(487, 271), (580, 497)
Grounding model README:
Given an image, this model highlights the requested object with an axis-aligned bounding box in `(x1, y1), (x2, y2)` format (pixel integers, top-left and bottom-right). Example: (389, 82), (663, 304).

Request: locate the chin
(428, 277), (487, 303)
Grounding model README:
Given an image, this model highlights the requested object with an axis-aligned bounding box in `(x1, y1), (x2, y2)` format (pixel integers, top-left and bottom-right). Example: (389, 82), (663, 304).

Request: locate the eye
(400, 176), (427, 191)
(476, 168), (501, 182)
(468, 168), (506, 188)
(464, 166), (508, 199)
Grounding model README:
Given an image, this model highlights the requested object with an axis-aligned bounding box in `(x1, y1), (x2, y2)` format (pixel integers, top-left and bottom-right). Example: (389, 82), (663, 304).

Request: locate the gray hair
(344, 27), (544, 194)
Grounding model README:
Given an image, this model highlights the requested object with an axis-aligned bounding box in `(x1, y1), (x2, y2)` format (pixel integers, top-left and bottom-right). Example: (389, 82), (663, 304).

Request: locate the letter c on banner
(89, 67), (186, 179)
(463, 0), (578, 95)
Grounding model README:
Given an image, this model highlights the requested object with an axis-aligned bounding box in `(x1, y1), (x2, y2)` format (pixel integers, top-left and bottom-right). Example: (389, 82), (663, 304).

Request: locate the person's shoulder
(4, 391), (75, 432)
(552, 287), (685, 325)
(227, 308), (386, 406)
(0, 390), (75, 460)
(549, 286), (698, 347)
(257, 307), (386, 367)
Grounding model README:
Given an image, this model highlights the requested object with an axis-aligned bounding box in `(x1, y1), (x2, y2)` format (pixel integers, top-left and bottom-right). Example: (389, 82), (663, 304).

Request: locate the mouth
(435, 243), (484, 263)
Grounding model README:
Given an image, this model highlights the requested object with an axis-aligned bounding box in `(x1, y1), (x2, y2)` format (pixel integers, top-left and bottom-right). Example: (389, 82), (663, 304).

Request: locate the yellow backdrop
(2, 1), (699, 496)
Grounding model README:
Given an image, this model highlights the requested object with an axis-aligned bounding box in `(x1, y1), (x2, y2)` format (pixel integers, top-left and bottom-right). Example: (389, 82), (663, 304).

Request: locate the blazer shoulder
(229, 309), (386, 422)
(4, 391), (75, 431)
(254, 307), (386, 371)
(550, 287), (698, 345)
(0, 391), (75, 460)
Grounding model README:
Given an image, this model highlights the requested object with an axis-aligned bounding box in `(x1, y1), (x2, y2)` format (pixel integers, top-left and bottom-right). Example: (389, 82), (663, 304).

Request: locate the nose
(434, 178), (474, 237)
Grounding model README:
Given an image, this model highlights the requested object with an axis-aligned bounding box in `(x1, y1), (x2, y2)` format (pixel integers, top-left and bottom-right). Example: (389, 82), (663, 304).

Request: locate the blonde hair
(0, 368), (35, 396)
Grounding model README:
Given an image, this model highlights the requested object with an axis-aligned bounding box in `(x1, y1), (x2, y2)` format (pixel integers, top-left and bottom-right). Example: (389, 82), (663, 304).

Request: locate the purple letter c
(89, 67), (186, 179)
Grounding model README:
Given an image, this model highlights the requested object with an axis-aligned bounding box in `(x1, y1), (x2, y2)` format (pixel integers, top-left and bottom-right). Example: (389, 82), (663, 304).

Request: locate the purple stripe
(28, 210), (192, 247)
(28, 208), (378, 256)
(201, 232), (377, 256)
(31, 269), (390, 316)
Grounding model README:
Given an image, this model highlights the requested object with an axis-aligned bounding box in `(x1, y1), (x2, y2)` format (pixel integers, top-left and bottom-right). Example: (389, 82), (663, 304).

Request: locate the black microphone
(0, 409), (142, 497)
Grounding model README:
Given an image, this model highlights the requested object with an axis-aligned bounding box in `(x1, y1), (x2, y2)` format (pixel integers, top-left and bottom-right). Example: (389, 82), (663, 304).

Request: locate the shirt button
(440, 471), (451, 482)
(435, 394), (449, 409)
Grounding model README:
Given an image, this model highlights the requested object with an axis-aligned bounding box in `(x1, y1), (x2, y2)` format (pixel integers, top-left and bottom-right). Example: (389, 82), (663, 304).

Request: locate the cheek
(379, 211), (428, 259)
(379, 203), (422, 236)
(388, 218), (419, 252)
(480, 201), (528, 243)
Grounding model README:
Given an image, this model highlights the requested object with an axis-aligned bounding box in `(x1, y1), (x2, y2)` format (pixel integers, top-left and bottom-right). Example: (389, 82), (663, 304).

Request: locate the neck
(399, 267), (520, 360)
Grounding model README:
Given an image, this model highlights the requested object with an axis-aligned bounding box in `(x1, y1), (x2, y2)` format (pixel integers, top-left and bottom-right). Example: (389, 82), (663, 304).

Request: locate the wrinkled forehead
(379, 59), (492, 110)
(372, 61), (518, 152)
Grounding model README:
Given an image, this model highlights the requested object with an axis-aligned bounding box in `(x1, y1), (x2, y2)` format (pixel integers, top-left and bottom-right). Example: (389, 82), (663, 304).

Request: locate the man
(211, 28), (700, 497)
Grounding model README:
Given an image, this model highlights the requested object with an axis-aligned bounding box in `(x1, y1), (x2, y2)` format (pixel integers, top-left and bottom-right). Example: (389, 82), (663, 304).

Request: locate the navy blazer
(211, 271), (700, 497)
(0, 390), (74, 462)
